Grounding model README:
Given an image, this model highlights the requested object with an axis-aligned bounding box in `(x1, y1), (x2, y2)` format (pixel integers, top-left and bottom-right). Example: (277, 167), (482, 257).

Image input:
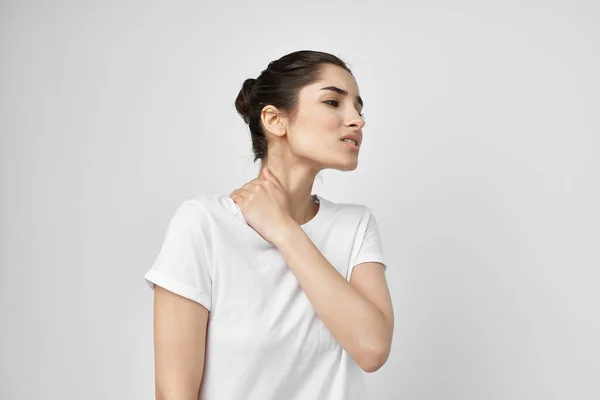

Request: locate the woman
(144, 50), (394, 400)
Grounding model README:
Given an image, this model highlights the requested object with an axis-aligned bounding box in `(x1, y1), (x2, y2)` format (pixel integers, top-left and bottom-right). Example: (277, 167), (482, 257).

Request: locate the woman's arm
(152, 285), (208, 400)
(274, 226), (394, 373)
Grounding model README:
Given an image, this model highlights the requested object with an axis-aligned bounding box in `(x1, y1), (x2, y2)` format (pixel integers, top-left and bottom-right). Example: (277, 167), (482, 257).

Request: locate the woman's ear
(260, 106), (286, 137)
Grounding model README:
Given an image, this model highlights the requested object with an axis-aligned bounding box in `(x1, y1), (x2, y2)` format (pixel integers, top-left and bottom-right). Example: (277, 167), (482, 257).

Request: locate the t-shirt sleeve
(143, 199), (213, 311)
(348, 208), (387, 280)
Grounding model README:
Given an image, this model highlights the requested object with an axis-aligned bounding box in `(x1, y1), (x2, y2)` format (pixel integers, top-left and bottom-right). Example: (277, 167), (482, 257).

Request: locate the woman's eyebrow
(320, 86), (363, 108)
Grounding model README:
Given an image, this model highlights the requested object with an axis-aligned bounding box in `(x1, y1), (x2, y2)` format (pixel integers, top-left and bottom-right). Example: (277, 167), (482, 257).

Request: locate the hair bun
(234, 78), (257, 124)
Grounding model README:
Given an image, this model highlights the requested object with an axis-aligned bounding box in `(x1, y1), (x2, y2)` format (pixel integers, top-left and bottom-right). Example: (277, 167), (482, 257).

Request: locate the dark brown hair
(234, 50), (353, 163)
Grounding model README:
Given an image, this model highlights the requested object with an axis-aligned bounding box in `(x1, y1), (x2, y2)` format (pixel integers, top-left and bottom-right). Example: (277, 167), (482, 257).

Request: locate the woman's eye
(325, 100), (365, 119)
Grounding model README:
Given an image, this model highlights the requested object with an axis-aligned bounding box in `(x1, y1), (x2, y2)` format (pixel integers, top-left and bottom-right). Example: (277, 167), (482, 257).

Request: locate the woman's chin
(333, 158), (359, 171)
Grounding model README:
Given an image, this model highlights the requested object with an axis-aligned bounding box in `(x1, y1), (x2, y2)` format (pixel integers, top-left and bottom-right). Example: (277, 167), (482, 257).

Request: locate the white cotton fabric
(144, 193), (386, 400)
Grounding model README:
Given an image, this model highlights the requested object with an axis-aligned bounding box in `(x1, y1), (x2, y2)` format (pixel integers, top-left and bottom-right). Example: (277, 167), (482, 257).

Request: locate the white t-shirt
(144, 193), (386, 400)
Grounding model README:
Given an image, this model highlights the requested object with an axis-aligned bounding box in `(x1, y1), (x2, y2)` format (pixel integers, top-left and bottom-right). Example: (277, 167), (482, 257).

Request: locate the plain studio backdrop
(1, 1), (599, 399)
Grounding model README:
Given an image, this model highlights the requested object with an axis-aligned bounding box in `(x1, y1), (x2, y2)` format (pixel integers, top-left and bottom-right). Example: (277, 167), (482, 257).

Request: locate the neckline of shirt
(301, 193), (326, 230)
(221, 193), (328, 231)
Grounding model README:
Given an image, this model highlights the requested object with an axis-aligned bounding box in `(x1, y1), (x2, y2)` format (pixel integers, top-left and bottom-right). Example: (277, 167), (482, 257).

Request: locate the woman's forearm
(274, 223), (391, 372)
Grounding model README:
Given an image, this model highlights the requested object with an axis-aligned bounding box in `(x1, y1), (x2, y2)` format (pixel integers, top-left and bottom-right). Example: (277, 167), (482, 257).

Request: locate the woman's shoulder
(180, 193), (243, 224)
(319, 194), (371, 217)
(179, 193), (229, 209)
(164, 194), (225, 226)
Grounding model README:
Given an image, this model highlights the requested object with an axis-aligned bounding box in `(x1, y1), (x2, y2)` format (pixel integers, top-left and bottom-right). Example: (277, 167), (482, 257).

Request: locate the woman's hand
(229, 167), (295, 245)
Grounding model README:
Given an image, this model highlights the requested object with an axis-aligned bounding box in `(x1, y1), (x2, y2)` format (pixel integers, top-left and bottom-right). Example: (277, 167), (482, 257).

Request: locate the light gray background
(1, 1), (599, 399)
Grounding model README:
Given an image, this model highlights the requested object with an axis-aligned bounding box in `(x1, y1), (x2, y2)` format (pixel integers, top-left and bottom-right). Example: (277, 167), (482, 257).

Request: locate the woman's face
(281, 64), (366, 171)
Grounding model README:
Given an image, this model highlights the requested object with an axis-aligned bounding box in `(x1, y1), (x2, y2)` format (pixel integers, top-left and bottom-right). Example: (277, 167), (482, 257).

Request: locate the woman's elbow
(357, 342), (391, 373)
